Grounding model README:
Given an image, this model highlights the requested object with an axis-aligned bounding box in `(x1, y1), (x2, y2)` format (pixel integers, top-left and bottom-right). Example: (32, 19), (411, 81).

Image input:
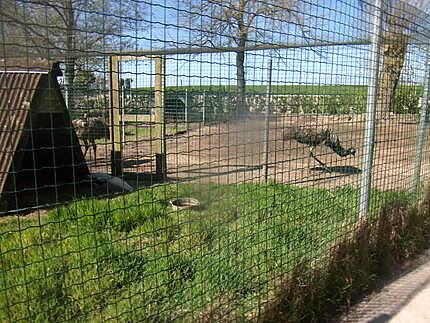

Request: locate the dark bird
(283, 127), (355, 171)
(72, 113), (110, 162)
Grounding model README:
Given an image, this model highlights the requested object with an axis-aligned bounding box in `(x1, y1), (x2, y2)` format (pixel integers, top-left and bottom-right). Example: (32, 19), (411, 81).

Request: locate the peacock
(283, 127), (356, 171)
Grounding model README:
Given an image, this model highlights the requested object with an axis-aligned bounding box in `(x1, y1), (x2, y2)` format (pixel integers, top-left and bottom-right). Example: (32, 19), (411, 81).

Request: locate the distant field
(132, 84), (368, 95)
(132, 84), (423, 96)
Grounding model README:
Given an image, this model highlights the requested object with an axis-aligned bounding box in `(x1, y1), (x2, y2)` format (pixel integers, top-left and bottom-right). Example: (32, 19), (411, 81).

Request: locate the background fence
(0, 0), (430, 321)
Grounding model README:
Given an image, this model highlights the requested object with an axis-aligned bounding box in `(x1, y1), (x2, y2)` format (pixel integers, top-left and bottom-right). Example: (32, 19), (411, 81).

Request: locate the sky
(112, 0), (428, 90)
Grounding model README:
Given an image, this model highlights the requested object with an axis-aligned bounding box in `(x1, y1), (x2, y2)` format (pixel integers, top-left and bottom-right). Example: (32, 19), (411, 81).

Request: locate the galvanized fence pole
(359, 0), (383, 218)
(185, 89), (189, 123)
(263, 59), (273, 182)
(414, 48), (430, 191)
(202, 91), (206, 124)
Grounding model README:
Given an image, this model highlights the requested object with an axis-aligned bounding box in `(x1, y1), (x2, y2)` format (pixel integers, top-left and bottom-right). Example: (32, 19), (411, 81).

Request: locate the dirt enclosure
(8, 113), (430, 214)
(86, 114), (430, 192)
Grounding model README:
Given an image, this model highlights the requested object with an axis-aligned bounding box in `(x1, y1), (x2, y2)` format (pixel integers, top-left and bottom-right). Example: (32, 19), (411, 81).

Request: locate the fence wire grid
(0, 0), (430, 321)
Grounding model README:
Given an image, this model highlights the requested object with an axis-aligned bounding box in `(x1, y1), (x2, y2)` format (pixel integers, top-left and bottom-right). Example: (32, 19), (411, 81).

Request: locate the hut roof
(0, 67), (89, 204)
(0, 58), (60, 75)
(0, 71), (44, 193)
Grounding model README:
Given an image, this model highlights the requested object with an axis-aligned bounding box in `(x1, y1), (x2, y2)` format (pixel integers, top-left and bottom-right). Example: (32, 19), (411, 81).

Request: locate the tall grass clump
(259, 188), (430, 323)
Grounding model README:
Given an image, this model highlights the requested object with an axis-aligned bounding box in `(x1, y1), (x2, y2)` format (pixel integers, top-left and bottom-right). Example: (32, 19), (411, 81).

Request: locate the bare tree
(182, 0), (304, 115)
(0, 0), (144, 110)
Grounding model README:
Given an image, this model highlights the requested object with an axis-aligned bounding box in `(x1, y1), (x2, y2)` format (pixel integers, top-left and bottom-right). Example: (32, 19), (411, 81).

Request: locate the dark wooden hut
(0, 60), (89, 212)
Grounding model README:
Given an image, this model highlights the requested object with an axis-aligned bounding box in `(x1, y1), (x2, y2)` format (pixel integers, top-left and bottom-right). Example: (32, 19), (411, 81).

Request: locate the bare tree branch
(180, 0), (309, 114)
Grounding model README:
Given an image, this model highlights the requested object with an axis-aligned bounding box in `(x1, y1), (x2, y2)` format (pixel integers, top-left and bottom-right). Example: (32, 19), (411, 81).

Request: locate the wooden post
(109, 56), (122, 176)
(109, 54), (166, 179)
(154, 56), (166, 179)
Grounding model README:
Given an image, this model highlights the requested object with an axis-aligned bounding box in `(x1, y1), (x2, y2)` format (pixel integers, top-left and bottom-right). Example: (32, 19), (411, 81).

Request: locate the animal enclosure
(0, 0), (430, 321)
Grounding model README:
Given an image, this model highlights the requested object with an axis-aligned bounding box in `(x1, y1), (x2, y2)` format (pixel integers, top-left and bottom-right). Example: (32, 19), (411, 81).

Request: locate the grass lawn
(0, 183), (416, 321)
(132, 84), (423, 96)
(133, 84), (370, 96)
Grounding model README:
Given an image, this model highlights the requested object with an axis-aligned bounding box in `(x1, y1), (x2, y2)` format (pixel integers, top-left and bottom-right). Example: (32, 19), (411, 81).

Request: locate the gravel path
(339, 250), (430, 323)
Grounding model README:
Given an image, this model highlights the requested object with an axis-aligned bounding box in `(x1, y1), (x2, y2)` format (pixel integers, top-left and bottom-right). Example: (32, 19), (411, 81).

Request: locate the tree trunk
(236, 30), (248, 117)
(236, 49), (246, 116)
(377, 34), (408, 119)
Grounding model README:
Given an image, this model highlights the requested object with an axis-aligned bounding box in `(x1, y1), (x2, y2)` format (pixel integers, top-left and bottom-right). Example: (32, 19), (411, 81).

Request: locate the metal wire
(0, 0), (429, 321)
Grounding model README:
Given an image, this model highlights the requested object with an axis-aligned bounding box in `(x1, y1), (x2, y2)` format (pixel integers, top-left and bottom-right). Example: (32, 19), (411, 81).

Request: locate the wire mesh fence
(0, 0), (429, 321)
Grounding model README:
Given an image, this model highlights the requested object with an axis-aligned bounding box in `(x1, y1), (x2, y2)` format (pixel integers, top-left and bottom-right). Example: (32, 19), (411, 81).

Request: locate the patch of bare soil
(15, 114), (426, 217)
(86, 113), (429, 191)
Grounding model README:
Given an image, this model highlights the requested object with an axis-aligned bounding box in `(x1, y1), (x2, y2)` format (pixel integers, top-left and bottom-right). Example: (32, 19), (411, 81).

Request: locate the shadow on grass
(2, 172), (168, 217)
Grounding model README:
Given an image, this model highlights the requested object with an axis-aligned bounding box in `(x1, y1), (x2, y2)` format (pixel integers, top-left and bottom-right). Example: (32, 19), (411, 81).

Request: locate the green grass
(133, 84), (369, 96)
(0, 183), (417, 321)
(132, 84), (424, 96)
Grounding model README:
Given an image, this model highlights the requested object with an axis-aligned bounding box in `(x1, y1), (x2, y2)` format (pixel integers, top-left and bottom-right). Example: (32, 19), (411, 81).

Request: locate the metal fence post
(202, 91), (206, 124)
(263, 59), (273, 182)
(185, 89), (189, 123)
(414, 49), (430, 191)
(359, 0), (383, 218)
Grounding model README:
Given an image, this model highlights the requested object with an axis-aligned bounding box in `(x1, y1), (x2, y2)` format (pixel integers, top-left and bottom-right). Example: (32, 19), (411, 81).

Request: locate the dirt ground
(87, 113), (430, 192)
(10, 113), (428, 215)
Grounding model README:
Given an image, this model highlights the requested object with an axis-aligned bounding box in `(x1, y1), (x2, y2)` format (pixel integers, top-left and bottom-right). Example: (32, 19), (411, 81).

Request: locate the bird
(283, 126), (355, 171)
(72, 113), (110, 162)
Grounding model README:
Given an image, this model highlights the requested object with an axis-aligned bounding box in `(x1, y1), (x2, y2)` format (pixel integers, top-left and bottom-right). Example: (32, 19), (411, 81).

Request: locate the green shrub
(391, 88), (420, 114)
(275, 94), (366, 115)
